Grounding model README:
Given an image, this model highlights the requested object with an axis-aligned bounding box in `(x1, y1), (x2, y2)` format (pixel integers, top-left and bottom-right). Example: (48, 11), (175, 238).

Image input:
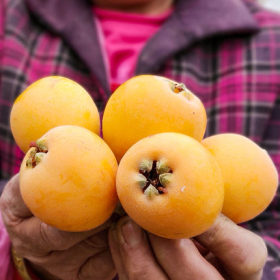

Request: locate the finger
(0, 174), (32, 220)
(1, 176), (112, 254)
(192, 239), (209, 257)
(108, 224), (127, 280)
(79, 250), (116, 280)
(109, 216), (168, 280)
(27, 232), (115, 280)
(149, 234), (224, 280)
(11, 217), (112, 256)
(195, 214), (267, 280)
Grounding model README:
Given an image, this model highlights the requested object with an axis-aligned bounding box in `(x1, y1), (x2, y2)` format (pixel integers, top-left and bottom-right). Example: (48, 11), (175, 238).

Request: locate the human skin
(92, 0), (173, 14)
(0, 1), (268, 279)
(109, 216), (267, 280)
(19, 125), (118, 232)
(0, 175), (116, 280)
(0, 175), (267, 280)
(92, 2), (267, 278)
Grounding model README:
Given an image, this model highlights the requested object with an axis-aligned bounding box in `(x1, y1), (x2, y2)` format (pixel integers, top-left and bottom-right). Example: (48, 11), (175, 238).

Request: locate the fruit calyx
(137, 159), (173, 198)
(26, 140), (48, 168)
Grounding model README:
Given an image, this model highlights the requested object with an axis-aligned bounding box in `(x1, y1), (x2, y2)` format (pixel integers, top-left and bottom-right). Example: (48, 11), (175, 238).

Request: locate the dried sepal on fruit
(20, 125), (118, 232)
(117, 132), (224, 239)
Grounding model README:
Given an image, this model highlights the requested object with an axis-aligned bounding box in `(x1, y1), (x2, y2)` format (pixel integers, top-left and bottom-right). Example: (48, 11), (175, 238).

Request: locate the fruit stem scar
(26, 139), (48, 168)
(171, 82), (187, 93)
(169, 81), (192, 100)
(138, 159), (173, 196)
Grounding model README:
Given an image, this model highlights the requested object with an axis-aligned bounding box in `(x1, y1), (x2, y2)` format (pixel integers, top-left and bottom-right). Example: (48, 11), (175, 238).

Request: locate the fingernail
(119, 219), (143, 247)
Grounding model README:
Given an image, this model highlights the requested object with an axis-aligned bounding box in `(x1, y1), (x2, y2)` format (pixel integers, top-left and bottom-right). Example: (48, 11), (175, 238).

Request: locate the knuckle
(39, 223), (68, 251)
(1, 209), (19, 229)
(39, 222), (57, 249)
(78, 257), (115, 280)
(84, 232), (108, 249)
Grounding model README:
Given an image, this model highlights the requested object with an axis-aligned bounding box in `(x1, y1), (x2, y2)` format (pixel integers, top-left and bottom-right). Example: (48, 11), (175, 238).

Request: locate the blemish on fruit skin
(83, 111), (91, 120)
(181, 186), (186, 192)
(101, 159), (113, 173)
(49, 76), (64, 88)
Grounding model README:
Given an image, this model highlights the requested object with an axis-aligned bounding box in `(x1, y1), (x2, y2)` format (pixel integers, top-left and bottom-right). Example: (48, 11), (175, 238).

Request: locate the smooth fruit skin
(103, 75), (207, 161)
(202, 133), (279, 224)
(116, 133), (224, 239)
(20, 125), (118, 232)
(10, 76), (100, 153)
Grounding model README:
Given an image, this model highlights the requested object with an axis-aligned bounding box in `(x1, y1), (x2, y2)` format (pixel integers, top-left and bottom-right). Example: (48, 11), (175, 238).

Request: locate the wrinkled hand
(109, 215), (267, 280)
(0, 175), (116, 280)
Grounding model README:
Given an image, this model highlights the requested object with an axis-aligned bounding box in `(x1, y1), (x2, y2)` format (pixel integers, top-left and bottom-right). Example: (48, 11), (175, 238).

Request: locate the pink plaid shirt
(0, 0), (280, 279)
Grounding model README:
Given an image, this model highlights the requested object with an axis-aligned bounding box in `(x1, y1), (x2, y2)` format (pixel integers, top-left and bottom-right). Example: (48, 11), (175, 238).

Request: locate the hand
(109, 215), (267, 280)
(0, 175), (116, 280)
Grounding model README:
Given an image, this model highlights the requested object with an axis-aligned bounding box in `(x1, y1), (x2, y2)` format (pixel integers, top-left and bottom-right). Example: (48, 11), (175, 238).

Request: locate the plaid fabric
(0, 0), (280, 278)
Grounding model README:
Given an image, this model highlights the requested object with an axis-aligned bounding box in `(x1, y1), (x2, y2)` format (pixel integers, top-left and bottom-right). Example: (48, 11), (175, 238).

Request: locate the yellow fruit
(20, 125), (118, 232)
(117, 133), (224, 239)
(10, 76), (100, 153)
(202, 133), (279, 223)
(103, 75), (207, 161)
